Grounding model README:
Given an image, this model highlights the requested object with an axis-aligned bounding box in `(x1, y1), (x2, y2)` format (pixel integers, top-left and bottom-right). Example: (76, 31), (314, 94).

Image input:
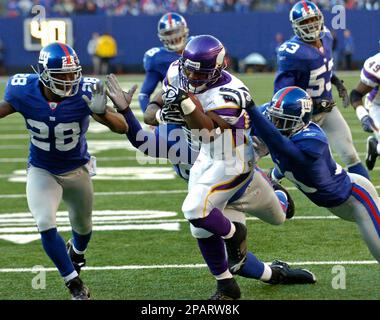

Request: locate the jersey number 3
(27, 119), (80, 152)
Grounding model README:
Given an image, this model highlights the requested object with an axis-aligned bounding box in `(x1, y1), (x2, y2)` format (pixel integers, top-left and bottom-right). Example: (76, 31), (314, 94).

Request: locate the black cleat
(66, 277), (90, 300)
(209, 278), (241, 300)
(66, 239), (86, 275)
(264, 260), (317, 285)
(366, 136), (378, 171)
(224, 222), (248, 274)
(271, 181), (295, 219)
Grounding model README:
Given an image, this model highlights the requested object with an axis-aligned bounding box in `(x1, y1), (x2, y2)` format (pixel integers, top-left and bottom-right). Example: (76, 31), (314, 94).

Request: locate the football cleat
(209, 278), (241, 300)
(265, 260), (317, 285)
(366, 136), (378, 171)
(271, 181), (295, 219)
(224, 222), (248, 274)
(65, 277), (90, 300)
(66, 239), (86, 275)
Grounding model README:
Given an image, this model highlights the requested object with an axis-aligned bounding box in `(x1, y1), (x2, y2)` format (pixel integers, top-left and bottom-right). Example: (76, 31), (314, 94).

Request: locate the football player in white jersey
(137, 35), (316, 300)
(350, 52), (380, 171)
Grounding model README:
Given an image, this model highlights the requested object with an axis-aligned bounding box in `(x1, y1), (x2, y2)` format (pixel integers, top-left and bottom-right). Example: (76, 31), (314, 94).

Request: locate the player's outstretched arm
(0, 101), (16, 119)
(350, 81), (377, 133)
(106, 73), (170, 158)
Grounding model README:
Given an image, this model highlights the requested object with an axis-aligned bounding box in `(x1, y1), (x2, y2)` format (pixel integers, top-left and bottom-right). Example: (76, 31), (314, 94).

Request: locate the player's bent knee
(189, 224), (213, 239)
(182, 186), (210, 220)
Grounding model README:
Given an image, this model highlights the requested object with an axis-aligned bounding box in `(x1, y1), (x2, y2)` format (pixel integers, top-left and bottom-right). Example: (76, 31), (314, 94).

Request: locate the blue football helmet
(33, 42), (82, 97)
(179, 35), (226, 93)
(266, 87), (313, 136)
(158, 12), (189, 52)
(290, 1), (324, 42)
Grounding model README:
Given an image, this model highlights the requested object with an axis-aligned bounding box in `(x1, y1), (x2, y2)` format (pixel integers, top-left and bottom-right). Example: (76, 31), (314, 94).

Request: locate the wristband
(355, 105), (368, 121)
(180, 98), (197, 116)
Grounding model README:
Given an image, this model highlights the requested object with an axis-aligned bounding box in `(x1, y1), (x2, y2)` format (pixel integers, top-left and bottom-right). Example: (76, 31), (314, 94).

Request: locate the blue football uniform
(274, 29), (334, 115)
(138, 47), (182, 112)
(4, 73), (98, 174)
(249, 105), (352, 208)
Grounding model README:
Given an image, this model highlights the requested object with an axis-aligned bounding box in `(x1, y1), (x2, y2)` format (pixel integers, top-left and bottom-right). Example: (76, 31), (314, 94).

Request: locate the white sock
(222, 222), (236, 240)
(64, 270), (78, 283)
(260, 263), (273, 282)
(215, 270), (233, 280)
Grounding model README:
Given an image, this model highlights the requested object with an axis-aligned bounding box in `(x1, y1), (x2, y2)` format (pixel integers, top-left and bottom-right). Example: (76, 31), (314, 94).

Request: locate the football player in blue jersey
(138, 12), (190, 112)
(106, 63), (316, 300)
(0, 42), (128, 300)
(275, 0), (369, 180)
(226, 86), (380, 265)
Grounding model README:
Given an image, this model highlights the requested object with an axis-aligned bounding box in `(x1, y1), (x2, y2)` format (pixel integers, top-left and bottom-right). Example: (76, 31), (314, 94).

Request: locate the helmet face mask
(266, 87), (313, 137)
(179, 35), (226, 94)
(290, 1), (324, 42)
(34, 42), (82, 98)
(158, 13), (189, 52)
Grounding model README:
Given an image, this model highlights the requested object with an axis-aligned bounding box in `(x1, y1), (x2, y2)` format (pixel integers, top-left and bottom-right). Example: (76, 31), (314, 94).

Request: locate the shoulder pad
(143, 47), (163, 71)
(361, 53), (380, 87)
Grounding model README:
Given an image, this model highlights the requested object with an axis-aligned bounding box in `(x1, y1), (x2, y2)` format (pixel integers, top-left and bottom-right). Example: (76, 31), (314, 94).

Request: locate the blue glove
(361, 115), (376, 133)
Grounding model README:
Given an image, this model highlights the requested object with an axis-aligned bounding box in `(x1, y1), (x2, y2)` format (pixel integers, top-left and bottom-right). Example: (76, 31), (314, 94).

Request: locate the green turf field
(0, 72), (379, 300)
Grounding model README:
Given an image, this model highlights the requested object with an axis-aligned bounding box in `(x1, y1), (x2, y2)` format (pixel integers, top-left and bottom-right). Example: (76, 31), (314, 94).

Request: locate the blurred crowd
(2, 0), (380, 17)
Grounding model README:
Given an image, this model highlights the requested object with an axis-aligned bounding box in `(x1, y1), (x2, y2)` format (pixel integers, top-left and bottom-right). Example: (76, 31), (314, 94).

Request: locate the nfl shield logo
(49, 102), (58, 110)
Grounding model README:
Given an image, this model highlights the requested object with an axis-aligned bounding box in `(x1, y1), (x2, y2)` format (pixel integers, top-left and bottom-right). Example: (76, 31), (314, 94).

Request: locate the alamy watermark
(31, 265), (46, 290)
(331, 265), (346, 289)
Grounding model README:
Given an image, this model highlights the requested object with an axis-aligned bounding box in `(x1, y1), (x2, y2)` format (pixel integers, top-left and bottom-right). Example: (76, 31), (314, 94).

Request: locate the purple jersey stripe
(212, 170), (252, 192)
(368, 86), (379, 102)
(211, 108), (241, 117)
(363, 68), (380, 85)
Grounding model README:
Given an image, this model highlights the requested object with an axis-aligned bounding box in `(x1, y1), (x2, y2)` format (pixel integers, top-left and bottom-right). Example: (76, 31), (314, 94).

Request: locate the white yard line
(0, 260), (377, 273)
(4, 185), (380, 199)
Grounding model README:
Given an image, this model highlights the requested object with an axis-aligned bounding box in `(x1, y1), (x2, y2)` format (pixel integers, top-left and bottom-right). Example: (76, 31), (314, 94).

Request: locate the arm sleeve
(3, 78), (19, 111)
(123, 108), (167, 159)
(246, 105), (307, 162)
(138, 70), (162, 112)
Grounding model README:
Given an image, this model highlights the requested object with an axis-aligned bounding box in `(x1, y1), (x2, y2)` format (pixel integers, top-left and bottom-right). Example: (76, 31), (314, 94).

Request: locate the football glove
(162, 84), (189, 107)
(106, 73), (137, 112)
(312, 98), (336, 113)
(82, 81), (107, 115)
(158, 104), (186, 125)
(219, 87), (254, 109)
(336, 80), (350, 108)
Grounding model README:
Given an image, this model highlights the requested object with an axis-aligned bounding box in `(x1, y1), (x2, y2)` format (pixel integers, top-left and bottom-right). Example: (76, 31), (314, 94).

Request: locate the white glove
(82, 81), (107, 115)
(106, 73), (137, 112)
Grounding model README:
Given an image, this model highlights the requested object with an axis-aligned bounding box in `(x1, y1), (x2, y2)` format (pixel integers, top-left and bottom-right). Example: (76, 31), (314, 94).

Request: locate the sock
(274, 190), (288, 215)
(238, 251), (266, 279)
(197, 235), (230, 277)
(72, 230), (92, 254)
(348, 163), (370, 180)
(190, 208), (233, 237)
(40, 228), (77, 280)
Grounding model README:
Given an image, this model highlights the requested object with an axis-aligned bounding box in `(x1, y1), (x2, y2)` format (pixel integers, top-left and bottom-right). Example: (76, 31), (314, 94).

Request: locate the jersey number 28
(27, 119), (80, 152)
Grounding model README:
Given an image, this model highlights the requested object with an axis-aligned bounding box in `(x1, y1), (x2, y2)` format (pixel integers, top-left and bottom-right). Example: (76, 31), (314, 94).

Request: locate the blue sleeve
(246, 105), (307, 163)
(139, 70), (162, 112)
(293, 134), (328, 159)
(4, 78), (20, 111)
(123, 108), (165, 159)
